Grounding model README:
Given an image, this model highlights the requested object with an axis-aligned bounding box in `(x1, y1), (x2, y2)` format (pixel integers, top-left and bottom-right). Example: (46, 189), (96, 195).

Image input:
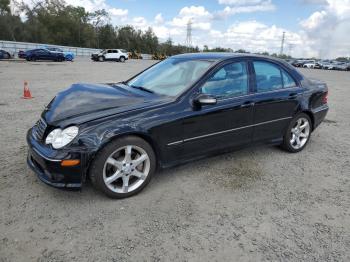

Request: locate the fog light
(61, 159), (80, 167)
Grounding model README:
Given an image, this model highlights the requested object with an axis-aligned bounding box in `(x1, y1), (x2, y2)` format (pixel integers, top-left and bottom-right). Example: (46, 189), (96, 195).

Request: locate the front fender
(76, 122), (160, 169)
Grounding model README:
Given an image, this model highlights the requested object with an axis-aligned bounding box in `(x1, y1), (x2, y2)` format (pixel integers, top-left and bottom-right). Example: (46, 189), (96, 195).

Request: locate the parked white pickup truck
(91, 49), (128, 62)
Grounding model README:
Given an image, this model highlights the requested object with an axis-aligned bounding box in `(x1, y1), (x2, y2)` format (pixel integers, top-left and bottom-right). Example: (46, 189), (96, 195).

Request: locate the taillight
(322, 91), (328, 104)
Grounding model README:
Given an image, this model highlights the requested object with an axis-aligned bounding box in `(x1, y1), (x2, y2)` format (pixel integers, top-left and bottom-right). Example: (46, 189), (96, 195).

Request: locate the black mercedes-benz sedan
(27, 53), (329, 198)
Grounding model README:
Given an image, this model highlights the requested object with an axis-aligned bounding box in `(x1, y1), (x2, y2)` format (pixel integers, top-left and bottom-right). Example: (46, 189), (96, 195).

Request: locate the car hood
(42, 83), (171, 126)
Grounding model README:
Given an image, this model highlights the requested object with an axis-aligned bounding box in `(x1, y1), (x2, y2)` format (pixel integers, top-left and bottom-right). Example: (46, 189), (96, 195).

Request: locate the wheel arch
(85, 131), (161, 179)
(300, 110), (315, 131)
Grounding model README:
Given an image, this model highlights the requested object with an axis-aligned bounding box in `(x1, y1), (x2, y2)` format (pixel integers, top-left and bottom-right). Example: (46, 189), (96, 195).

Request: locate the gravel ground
(0, 58), (349, 262)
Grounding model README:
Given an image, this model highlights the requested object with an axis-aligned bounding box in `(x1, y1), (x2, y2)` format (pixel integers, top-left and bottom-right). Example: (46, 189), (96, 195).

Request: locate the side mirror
(193, 94), (217, 107)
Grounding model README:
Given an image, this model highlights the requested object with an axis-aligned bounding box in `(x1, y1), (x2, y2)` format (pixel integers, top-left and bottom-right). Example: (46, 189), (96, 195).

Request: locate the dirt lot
(0, 58), (349, 261)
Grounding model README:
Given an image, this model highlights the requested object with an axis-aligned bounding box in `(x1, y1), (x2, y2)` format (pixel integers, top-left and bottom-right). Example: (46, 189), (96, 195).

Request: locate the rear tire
(281, 113), (312, 153)
(90, 136), (156, 199)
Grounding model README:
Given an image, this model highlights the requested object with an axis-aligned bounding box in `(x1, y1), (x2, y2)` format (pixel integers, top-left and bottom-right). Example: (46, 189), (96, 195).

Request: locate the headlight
(45, 126), (79, 149)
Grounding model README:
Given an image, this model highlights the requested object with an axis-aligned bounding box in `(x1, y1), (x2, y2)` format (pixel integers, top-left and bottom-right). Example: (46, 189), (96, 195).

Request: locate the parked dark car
(18, 50), (26, 59)
(27, 53), (329, 198)
(0, 49), (12, 59)
(25, 48), (65, 62)
(291, 60), (305, 67)
(45, 47), (75, 61)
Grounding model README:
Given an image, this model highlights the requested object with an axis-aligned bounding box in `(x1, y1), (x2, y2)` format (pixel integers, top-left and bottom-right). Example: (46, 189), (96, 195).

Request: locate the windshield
(127, 58), (213, 97)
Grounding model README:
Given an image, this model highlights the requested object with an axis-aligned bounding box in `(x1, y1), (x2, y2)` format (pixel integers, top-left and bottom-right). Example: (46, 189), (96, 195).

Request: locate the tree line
(0, 0), (202, 55)
(0, 0), (299, 58)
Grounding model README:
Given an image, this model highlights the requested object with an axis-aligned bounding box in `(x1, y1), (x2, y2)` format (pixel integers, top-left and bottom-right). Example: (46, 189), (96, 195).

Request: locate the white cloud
(131, 16), (149, 30)
(203, 21), (305, 56)
(109, 8), (128, 23)
(170, 6), (213, 31)
(300, 10), (329, 30)
(218, 0), (271, 5)
(65, 0), (108, 12)
(216, 0), (275, 17)
(300, 0), (350, 58)
(178, 6), (213, 19)
(154, 13), (164, 24)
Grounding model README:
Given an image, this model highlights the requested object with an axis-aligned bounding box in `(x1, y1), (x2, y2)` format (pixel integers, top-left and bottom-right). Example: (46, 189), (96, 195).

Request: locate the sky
(17, 0), (350, 58)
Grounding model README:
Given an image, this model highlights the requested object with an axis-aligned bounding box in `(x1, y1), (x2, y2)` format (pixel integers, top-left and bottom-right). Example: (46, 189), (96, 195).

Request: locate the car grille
(33, 118), (47, 141)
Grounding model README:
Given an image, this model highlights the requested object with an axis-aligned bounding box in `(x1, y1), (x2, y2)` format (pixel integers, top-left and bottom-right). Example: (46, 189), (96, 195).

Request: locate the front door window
(200, 62), (249, 98)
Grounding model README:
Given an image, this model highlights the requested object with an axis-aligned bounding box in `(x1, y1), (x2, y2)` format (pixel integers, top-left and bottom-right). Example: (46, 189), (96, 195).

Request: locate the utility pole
(280, 31), (285, 55)
(185, 19), (192, 50)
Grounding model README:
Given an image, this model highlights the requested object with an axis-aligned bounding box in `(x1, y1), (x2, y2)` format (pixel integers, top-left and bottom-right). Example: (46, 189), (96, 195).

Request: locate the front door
(181, 61), (255, 158)
(38, 49), (50, 60)
(104, 50), (115, 60)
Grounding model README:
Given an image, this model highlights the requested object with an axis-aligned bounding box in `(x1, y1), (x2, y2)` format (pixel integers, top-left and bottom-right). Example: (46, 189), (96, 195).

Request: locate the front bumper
(91, 55), (99, 61)
(26, 128), (86, 188)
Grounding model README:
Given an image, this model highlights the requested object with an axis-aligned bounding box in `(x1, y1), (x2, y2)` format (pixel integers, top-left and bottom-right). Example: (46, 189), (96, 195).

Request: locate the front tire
(90, 136), (156, 198)
(99, 56), (105, 62)
(281, 113), (312, 153)
(119, 56), (125, 62)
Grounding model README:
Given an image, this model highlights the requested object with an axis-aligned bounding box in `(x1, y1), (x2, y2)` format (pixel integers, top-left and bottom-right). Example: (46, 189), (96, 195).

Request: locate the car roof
(171, 52), (287, 62)
(172, 52), (303, 81)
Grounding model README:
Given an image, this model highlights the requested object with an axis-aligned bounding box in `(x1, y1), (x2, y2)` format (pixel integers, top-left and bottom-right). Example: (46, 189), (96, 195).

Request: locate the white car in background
(91, 49), (128, 62)
(303, 60), (317, 68)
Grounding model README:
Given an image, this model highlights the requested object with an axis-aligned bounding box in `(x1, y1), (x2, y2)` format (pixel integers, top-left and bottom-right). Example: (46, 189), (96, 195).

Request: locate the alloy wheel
(289, 117), (310, 150)
(103, 145), (150, 194)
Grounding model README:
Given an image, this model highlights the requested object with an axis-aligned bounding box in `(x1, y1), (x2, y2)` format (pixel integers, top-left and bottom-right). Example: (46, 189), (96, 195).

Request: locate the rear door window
(253, 61), (297, 92)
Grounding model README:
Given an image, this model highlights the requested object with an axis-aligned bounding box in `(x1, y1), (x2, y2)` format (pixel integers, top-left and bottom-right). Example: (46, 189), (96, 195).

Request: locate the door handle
(240, 101), (255, 108)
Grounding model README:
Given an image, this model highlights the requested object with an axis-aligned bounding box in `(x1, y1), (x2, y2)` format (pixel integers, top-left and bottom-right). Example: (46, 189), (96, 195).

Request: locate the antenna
(280, 31), (285, 55)
(185, 19), (192, 48)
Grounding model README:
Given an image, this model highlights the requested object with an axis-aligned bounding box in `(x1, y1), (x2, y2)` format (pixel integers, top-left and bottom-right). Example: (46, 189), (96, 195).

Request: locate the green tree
(0, 0), (10, 15)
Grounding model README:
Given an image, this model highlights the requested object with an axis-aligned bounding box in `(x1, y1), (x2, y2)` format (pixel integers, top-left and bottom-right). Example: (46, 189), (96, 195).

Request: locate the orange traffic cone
(22, 81), (33, 99)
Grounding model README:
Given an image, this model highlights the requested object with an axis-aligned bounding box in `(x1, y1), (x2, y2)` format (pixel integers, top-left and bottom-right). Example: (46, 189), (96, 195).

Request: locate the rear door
(250, 60), (303, 142)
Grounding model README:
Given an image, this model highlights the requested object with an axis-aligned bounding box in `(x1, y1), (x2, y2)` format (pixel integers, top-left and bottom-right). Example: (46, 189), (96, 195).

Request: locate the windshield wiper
(130, 85), (154, 94)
